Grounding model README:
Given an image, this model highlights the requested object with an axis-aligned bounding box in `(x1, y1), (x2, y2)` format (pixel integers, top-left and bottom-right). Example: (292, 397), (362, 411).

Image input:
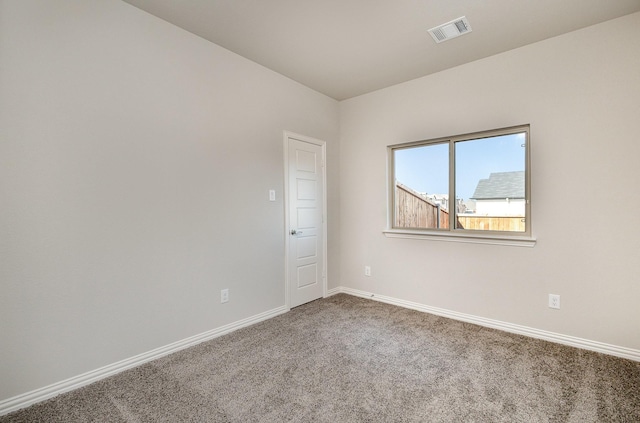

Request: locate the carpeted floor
(2, 294), (639, 422)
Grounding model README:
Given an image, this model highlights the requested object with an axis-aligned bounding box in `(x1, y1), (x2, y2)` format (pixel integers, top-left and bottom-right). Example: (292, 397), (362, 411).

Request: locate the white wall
(339, 13), (640, 350)
(0, 0), (339, 401)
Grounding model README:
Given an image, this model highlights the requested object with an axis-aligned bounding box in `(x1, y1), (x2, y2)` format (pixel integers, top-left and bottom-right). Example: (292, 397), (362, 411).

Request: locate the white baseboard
(335, 286), (640, 362)
(325, 287), (341, 297)
(0, 305), (288, 416)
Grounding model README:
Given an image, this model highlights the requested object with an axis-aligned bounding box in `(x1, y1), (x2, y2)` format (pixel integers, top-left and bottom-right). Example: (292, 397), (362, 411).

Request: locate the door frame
(283, 131), (328, 310)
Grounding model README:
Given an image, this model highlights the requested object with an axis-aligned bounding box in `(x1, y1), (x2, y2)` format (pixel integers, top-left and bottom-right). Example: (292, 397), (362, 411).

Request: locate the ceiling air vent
(428, 16), (472, 43)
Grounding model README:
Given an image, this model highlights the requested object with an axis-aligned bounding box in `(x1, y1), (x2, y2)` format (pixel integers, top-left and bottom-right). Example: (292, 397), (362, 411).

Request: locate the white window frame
(384, 125), (535, 247)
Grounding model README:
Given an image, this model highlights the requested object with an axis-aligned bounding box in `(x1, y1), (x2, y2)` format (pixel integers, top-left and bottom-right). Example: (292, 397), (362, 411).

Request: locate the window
(387, 125), (533, 245)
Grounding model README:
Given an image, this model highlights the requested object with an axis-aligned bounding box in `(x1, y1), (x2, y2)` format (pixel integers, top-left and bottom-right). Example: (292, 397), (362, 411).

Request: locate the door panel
(297, 236), (317, 259)
(297, 208), (316, 228)
(296, 179), (316, 199)
(297, 264), (318, 288)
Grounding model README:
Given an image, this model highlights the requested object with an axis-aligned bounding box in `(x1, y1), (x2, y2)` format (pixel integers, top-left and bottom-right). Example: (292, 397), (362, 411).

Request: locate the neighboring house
(421, 194), (469, 214)
(423, 193), (449, 211)
(461, 199), (476, 214)
(470, 171), (525, 216)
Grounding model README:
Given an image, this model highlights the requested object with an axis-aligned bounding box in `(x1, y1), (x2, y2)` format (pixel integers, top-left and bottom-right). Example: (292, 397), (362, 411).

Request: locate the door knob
(290, 230), (303, 235)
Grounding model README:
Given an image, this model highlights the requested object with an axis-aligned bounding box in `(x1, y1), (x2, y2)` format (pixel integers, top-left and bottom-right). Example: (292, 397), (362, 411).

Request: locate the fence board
(456, 216), (524, 232)
(395, 184), (448, 229)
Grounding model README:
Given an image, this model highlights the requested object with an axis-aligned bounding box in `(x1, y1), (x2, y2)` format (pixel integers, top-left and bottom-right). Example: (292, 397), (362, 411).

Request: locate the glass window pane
(454, 133), (526, 232)
(394, 143), (449, 229)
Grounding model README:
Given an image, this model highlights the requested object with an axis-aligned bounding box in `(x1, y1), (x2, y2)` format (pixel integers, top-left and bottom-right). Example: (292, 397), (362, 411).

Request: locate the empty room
(1, 0), (639, 421)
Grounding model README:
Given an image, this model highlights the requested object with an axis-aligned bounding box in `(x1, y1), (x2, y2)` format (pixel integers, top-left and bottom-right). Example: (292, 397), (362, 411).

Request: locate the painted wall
(0, 0), (339, 401)
(339, 13), (640, 350)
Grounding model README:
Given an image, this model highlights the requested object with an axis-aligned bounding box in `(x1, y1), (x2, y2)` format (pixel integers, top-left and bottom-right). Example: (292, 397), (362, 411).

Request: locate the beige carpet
(2, 294), (639, 422)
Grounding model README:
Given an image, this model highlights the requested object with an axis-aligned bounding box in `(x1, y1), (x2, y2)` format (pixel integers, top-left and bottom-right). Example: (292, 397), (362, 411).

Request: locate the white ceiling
(122, 0), (640, 100)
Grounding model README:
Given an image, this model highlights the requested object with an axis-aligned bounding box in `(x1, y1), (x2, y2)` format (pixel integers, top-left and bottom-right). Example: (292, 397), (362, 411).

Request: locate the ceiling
(122, 0), (640, 100)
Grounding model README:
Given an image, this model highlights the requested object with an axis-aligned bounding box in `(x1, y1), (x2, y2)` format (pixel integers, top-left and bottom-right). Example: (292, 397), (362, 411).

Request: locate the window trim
(386, 125), (535, 247)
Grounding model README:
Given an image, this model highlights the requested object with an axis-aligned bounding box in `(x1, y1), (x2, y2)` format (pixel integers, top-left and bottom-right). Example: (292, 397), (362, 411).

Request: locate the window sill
(383, 229), (536, 247)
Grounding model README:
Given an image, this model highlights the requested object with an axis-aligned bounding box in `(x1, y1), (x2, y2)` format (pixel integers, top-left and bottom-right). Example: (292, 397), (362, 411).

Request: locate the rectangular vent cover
(428, 16), (472, 43)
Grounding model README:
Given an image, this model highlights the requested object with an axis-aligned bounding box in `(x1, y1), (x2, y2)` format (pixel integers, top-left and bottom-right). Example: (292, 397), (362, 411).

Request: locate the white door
(286, 134), (325, 308)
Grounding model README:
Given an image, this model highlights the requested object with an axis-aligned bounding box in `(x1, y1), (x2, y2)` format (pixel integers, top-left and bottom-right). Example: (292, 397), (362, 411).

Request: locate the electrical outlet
(364, 266), (371, 277)
(221, 289), (229, 303)
(548, 294), (560, 309)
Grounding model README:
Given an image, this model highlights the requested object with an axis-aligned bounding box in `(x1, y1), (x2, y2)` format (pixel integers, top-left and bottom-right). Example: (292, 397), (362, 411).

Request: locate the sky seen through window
(394, 133), (526, 202)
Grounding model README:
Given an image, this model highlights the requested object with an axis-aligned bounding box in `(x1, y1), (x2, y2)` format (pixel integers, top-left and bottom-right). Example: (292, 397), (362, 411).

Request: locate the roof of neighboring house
(471, 171), (525, 200)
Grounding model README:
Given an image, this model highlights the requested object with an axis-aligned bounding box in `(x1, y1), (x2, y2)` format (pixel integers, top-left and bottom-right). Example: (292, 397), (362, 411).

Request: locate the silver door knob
(290, 230), (303, 235)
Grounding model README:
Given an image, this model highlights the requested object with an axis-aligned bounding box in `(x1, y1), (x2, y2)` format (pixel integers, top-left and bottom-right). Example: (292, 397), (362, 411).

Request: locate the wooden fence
(395, 183), (525, 232)
(456, 216), (525, 232)
(395, 183), (449, 229)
